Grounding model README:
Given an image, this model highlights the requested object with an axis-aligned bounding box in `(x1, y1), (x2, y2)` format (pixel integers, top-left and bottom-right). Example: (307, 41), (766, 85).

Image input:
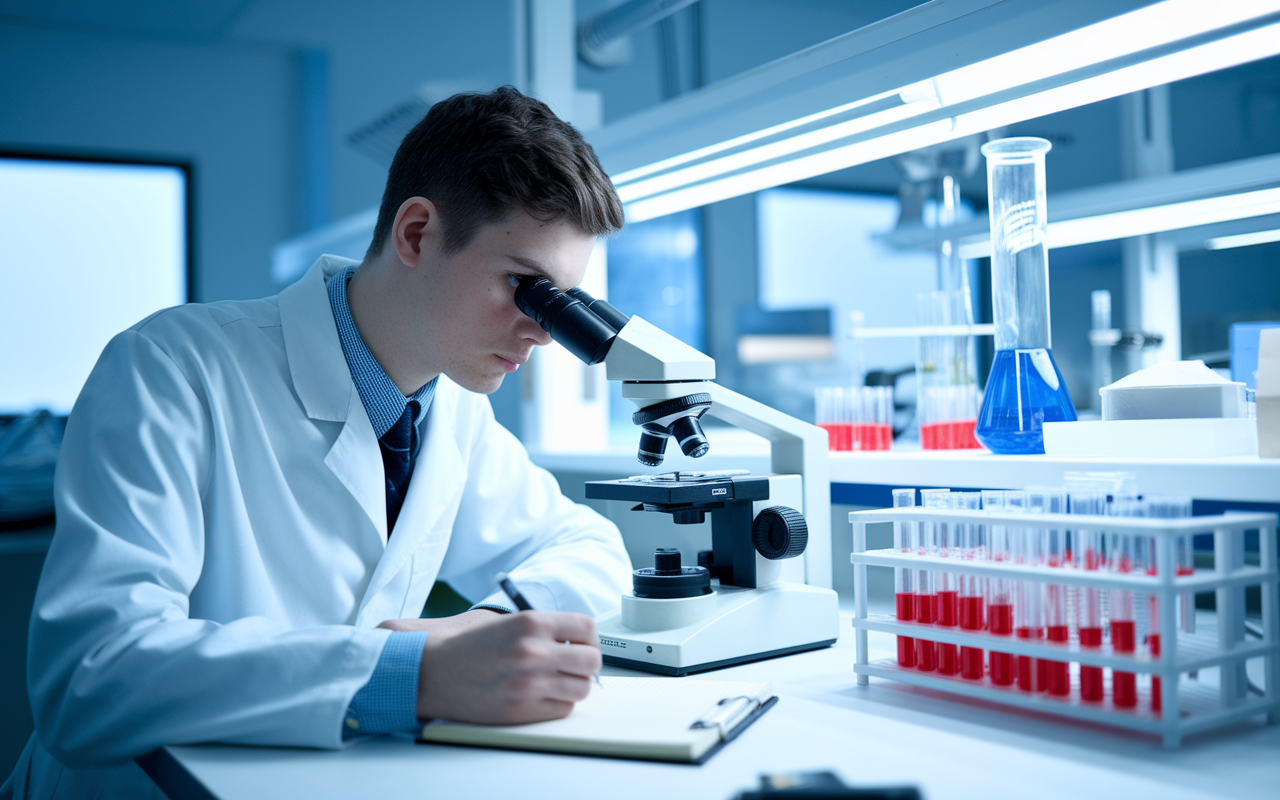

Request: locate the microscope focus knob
(751, 506), (808, 560)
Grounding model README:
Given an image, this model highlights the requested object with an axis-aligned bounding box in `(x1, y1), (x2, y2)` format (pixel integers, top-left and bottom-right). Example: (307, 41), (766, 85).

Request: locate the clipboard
(417, 676), (776, 764)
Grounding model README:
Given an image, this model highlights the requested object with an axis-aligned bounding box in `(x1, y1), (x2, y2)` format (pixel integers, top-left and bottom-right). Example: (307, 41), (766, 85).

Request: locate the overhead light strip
(619, 0), (1280, 223)
(1204, 228), (1280, 250)
(955, 187), (1280, 259)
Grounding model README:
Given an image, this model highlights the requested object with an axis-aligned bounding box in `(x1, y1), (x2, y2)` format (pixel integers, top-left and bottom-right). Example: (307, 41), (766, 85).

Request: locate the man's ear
(391, 197), (441, 268)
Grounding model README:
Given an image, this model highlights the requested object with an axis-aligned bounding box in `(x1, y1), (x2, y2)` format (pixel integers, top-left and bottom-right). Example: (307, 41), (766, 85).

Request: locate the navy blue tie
(380, 401), (419, 536)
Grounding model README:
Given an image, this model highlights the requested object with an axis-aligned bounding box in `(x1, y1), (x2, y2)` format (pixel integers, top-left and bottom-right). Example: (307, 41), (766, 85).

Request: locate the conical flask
(975, 137), (1076, 454)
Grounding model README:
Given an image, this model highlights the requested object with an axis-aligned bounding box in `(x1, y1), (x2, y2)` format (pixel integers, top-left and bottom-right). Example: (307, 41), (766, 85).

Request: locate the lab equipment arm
(28, 330), (389, 767)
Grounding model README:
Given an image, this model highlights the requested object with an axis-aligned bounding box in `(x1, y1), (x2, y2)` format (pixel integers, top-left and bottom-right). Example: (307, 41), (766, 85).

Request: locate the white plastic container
(1100, 361), (1247, 421)
(1042, 418), (1258, 458)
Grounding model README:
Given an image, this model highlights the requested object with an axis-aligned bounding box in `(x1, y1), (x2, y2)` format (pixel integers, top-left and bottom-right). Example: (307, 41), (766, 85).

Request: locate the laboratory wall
(0, 0), (517, 303)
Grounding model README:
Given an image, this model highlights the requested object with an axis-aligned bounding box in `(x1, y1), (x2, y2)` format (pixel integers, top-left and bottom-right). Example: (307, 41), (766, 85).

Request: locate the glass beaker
(975, 137), (1077, 454)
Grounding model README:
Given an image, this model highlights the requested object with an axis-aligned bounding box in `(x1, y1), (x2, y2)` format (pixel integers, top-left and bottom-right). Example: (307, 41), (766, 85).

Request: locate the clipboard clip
(690, 695), (760, 738)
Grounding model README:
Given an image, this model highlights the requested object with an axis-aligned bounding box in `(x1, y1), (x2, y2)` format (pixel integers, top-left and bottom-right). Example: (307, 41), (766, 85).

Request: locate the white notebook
(418, 676), (776, 764)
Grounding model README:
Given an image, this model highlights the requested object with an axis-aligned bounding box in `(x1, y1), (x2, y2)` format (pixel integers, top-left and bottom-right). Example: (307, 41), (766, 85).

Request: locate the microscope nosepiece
(632, 393), (713, 466)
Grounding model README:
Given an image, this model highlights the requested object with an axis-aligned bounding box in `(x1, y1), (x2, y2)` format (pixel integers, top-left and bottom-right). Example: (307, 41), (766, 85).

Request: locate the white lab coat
(3, 256), (631, 799)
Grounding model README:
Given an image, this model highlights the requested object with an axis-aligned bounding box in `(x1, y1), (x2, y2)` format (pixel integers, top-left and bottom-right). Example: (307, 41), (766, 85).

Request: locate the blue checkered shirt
(328, 265), (436, 738)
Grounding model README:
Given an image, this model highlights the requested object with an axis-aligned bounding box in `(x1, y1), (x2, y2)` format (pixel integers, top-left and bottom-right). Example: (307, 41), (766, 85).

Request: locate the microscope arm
(701, 383), (832, 589)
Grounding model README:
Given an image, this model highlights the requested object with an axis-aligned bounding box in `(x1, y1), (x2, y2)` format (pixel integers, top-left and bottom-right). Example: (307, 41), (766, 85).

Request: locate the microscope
(515, 278), (839, 675)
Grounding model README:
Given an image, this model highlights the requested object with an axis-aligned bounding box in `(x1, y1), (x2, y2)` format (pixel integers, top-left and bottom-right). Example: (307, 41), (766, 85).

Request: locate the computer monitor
(0, 152), (190, 415)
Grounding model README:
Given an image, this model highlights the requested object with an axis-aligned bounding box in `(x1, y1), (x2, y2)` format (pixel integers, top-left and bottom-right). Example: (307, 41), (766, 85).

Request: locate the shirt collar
(327, 265), (436, 439)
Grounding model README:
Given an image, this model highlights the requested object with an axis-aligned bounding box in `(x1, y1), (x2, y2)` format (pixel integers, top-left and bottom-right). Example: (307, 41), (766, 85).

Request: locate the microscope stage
(585, 471), (771, 506)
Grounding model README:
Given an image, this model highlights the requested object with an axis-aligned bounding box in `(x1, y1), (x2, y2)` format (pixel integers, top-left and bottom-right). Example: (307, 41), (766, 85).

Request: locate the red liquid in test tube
(1147, 550), (1165, 715)
(982, 490), (1016, 686)
(892, 488), (917, 668)
(1107, 503), (1145, 709)
(1029, 487), (1070, 695)
(1007, 491), (1044, 692)
(914, 489), (946, 672)
(955, 492), (985, 680)
(1149, 594), (1162, 715)
(1146, 495), (1191, 715)
(1071, 491), (1107, 703)
(924, 490), (959, 675)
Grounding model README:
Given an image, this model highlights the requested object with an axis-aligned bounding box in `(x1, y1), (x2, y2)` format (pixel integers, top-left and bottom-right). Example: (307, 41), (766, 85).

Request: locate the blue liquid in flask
(975, 348), (1076, 454)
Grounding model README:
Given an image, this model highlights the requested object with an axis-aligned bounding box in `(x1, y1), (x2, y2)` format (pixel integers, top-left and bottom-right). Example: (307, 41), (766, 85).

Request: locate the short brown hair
(366, 86), (624, 259)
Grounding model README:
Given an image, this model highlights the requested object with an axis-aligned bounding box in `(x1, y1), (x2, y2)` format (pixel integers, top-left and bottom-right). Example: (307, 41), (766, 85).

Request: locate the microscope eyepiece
(565, 287), (631, 332)
(513, 276), (618, 365)
(513, 277), (714, 467)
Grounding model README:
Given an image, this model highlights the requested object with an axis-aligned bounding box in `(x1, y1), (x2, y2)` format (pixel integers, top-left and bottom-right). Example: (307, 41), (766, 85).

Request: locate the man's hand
(413, 611), (601, 725)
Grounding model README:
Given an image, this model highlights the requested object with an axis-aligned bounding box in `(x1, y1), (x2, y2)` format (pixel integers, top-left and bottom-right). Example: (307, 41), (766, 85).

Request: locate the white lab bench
(824, 450), (1280, 506)
(531, 443), (1280, 506)
(159, 618), (1280, 800)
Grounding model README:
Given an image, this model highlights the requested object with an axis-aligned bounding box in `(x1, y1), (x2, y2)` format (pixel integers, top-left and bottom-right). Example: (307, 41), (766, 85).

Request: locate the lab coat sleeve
(437, 394), (633, 616)
(28, 329), (390, 768)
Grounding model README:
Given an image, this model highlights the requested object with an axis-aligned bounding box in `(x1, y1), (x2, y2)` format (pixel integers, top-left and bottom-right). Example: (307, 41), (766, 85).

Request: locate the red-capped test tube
(981, 490), (1015, 686)
(1007, 491), (1045, 692)
(914, 489), (946, 672)
(1070, 490), (1108, 702)
(1107, 497), (1146, 708)
(956, 491), (985, 680)
(1028, 487), (1070, 696)
(1146, 495), (1191, 714)
(892, 488), (917, 668)
(927, 490), (960, 676)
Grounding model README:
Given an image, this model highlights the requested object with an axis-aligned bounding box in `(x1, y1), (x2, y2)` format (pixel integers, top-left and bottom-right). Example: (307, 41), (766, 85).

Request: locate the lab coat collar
(278, 256), (360, 423)
(281, 256), (387, 544)
(357, 383), (465, 622)
(279, 256), (467, 617)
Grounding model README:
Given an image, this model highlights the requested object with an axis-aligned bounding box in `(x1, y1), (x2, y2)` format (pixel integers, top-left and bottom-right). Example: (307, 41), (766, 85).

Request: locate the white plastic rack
(849, 507), (1280, 748)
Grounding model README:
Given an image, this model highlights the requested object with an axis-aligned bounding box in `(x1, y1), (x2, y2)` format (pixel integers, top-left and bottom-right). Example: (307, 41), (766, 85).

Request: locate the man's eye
(508, 275), (521, 288)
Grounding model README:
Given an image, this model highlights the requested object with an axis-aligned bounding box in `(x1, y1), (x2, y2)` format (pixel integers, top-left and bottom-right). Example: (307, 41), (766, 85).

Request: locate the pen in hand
(496, 572), (603, 688)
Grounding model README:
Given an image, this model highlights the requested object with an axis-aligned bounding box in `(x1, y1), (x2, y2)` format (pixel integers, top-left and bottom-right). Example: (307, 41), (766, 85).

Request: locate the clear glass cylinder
(976, 137), (1077, 454)
(984, 137), (1052, 351)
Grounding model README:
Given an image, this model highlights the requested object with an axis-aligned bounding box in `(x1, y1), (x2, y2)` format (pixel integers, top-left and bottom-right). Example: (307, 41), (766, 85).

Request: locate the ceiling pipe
(578, 0), (700, 68)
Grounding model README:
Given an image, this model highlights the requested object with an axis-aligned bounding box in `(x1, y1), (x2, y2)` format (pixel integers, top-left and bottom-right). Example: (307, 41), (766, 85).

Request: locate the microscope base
(596, 581), (839, 676)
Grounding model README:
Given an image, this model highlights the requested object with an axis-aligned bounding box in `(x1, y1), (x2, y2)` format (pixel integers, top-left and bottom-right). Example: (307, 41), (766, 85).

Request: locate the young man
(4, 87), (633, 799)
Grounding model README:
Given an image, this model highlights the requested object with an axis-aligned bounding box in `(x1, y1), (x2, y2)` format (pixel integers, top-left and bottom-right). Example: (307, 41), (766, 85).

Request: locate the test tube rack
(849, 507), (1280, 749)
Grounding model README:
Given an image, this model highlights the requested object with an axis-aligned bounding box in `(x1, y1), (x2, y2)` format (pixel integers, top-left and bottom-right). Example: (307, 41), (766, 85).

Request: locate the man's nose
(519, 314), (553, 346)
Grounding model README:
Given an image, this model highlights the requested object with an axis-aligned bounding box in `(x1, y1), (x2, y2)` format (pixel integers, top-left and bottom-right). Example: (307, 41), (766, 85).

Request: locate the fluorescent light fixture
(615, 0), (1280, 223)
(1205, 228), (1280, 250)
(956, 186), (1280, 258)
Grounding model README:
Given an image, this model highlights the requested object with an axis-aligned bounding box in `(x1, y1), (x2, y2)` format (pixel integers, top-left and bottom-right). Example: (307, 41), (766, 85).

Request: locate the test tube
(1149, 496), (1194, 633)
(1008, 491), (1044, 692)
(956, 491), (985, 680)
(914, 489), (946, 672)
(927, 490), (960, 676)
(892, 488), (917, 668)
(982, 490), (1015, 686)
(839, 388), (854, 451)
(1070, 490), (1108, 702)
(1107, 497), (1145, 709)
(1146, 495), (1191, 714)
(1028, 487), (1070, 696)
